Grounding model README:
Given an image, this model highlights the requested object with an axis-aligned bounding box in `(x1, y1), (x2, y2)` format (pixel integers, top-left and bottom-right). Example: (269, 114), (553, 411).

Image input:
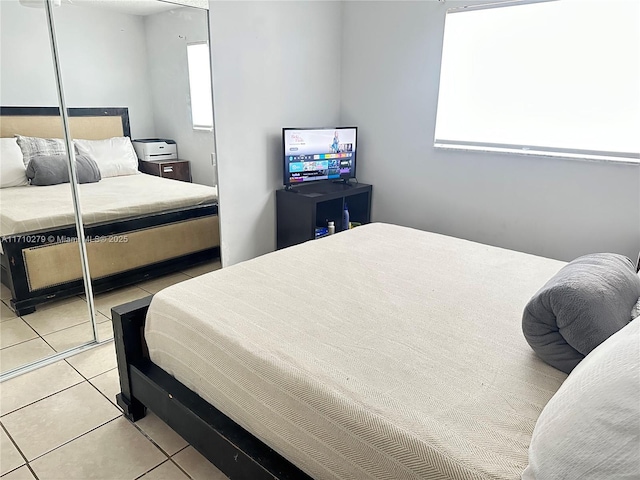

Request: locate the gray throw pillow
(26, 154), (101, 186)
(522, 253), (640, 373)
(15, 135), (67, 167)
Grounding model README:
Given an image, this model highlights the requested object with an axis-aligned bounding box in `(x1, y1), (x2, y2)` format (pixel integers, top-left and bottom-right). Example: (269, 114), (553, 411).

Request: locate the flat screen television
(283, 127), (357, 187)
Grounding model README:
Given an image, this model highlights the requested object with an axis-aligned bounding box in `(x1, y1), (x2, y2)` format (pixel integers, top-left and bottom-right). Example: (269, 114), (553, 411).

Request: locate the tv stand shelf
(276, 182), (372, 249)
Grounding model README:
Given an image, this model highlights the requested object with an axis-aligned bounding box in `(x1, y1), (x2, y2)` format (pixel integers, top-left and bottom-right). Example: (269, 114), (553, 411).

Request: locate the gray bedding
(522, 253), (640, 373)
(26, 154), (101, 186)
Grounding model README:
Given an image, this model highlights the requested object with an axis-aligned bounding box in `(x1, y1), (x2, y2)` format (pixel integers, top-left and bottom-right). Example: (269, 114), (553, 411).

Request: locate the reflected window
(187, 42), (214, 130)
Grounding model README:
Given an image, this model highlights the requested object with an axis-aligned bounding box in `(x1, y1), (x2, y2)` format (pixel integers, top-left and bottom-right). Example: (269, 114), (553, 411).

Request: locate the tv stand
(332, 179), (354, 187)
(276, 182), (372, 249)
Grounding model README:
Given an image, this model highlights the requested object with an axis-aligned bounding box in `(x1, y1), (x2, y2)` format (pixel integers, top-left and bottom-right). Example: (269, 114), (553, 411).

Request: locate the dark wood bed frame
(112, 253), (640, 479)
(1, 205), (219, 316)
(0, 106), (219, 316)
(113, 297), (311, 480)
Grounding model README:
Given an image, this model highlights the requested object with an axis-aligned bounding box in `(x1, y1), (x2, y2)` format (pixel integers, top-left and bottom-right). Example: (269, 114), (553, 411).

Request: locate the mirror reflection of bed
(0, 107), (220, 373)
(0, 0), (219, 375)
(0, 112), (92, 372)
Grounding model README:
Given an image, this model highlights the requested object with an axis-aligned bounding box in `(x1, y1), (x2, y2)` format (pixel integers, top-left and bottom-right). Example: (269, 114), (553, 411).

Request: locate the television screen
(283, 127), (357, 186)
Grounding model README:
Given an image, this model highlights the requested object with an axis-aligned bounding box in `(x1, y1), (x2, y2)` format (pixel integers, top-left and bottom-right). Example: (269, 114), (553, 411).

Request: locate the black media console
(276, 182), (372, 250)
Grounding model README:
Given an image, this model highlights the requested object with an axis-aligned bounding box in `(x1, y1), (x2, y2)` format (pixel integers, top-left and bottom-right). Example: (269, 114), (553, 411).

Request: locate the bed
(113, 223), (581, 479)
(1, 106), (219, 316)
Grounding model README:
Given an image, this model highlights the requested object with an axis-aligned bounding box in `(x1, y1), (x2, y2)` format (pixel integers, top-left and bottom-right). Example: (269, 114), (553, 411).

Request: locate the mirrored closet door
(49, 0), (221, 342)
(0, 0), (98, 379)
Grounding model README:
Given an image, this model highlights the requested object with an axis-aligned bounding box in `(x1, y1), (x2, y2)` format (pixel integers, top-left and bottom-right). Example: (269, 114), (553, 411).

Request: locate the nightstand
(138, 159), (191, 182)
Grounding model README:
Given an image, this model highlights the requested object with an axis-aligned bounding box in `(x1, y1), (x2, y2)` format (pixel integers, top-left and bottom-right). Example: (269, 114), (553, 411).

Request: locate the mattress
(145, 223), (568, 480)
(0, 173), (217, 238)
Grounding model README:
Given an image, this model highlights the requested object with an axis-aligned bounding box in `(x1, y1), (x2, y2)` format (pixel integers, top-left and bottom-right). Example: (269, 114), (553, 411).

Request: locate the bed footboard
(111, 299), (312, 480)
(2, 204), (219, 316)
(112, 296), (152, 421)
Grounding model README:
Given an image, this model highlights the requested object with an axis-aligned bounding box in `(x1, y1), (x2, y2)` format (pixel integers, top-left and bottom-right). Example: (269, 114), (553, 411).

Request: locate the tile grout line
(63, 338), (117, 382)
(0, 319), (57, 374)
(84, 367), (121, 411)
(2, 346), (119, 416)
(119, 414), (191, 479)
(36, 325), (65, 357)
(1, 420), (30, 474)
(1, 269), (217, 478)
(0, 342), (118, 408)
(21, 302), (113, 358)
(0, 379), (85, 419)
(26, 416), (121, 465)
(168, 446), (196, 480)
(82, 370), (195, 480)
(0, 332), (41, 352)
(167, 456), (196, 480)
(81, 374), (191, 478)
(19, 316), (45, 341)
(132, 457), (194, 480)
(153, 447), (195, 480)
(6, 290), (119, 339)
(1, 363), (117, 419)
(40, 319), (115, 354)
(0, 462), (40, 480)
(129, 417), (180, 459)
(25, 462), (40, 480)
(5, 375), (174, 478)
(84, 378), (195, 480)
(13, 314), (42, 346)
(23, 310), (111, 341)
(1, 299), (16, 312)
(173, 444), (190, 456)
(132, 461), (165, 480)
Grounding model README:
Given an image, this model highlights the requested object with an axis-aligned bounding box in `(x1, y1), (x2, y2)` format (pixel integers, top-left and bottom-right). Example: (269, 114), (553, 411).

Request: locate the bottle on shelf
(328, 221), (335, 235)
(342, 203), (350, 231)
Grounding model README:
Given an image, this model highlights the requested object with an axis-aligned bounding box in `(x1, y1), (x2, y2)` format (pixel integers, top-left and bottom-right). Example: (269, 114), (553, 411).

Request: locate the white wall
(0, 1), (58, 107)
(210, 1), (342, 266)
(0, 0), (155, 138)
(340, 1), (640, 262)
(145, 7), (217, 186)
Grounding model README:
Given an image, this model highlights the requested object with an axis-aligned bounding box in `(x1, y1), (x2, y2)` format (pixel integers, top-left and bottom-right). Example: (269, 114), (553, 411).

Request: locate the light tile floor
(0, 260), (221, 374)
(0, 260), (228, 479)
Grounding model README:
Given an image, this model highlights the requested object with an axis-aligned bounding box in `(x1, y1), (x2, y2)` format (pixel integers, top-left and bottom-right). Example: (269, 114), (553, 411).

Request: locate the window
(435, 0), (640, 163)
(187, 42), (214, 130)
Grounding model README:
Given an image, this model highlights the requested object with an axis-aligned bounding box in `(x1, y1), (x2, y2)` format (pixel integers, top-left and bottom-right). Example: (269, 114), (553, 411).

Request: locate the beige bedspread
(145, 223), (568, 480)
(0, 173), (217, 237)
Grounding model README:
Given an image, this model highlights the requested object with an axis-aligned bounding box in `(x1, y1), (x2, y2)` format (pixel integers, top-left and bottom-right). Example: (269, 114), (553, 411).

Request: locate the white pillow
(15, 135), (66, 167)
(74, 137), (139, 178)
(634, 272), (640, 320)
(522, 318), (640, 480)
(0, 138), (29, 188)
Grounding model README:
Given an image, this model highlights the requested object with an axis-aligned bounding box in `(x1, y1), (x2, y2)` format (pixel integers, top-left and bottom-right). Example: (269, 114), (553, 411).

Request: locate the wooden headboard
(0, 107), (130, 140)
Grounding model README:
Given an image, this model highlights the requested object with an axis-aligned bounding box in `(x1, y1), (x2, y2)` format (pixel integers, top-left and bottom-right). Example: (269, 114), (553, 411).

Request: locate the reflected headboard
(0, 107), (130, 140)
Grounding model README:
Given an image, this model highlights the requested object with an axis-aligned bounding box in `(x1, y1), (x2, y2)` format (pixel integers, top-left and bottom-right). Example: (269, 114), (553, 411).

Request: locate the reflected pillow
(0, 138), (29, 188)
(15, 134), (67, 167)
(26, 154), (101, 186)
(74, 137), (139, 178)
